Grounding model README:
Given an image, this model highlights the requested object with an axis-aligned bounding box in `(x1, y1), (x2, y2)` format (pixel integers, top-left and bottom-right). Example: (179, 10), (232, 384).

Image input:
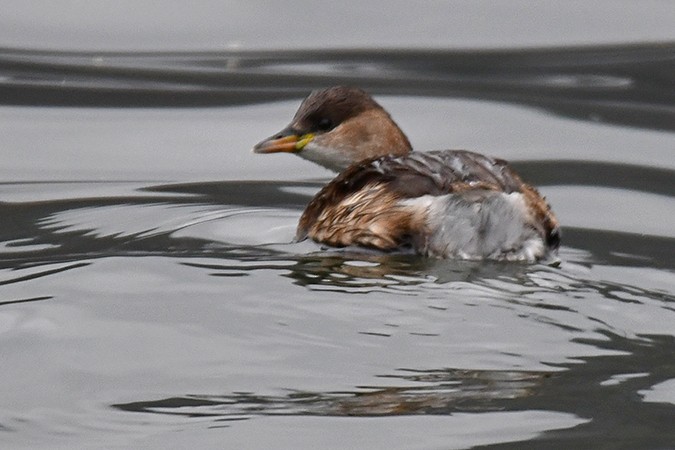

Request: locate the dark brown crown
(291, 86), (384, 133)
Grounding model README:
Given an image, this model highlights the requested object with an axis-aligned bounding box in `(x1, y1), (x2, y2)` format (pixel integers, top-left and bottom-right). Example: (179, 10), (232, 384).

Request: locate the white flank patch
(401, 191), (545, 261)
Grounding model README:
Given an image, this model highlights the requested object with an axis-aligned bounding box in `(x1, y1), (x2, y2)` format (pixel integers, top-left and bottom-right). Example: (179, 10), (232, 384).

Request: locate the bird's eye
(317, 118), (333, 131)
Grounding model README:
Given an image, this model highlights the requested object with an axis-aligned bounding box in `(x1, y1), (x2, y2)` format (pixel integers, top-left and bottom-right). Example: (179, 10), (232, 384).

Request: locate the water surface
(1, 3), (675, 449)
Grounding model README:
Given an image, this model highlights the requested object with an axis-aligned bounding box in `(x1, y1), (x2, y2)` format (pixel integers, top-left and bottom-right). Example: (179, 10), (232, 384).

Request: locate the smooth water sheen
(1, 3), (675, 449)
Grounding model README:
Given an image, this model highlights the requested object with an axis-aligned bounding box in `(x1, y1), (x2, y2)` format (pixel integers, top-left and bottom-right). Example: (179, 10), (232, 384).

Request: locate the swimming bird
(253, 86), (559, 262)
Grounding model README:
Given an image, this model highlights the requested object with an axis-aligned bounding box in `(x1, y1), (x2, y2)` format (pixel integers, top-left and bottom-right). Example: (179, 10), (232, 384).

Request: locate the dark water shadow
(0, 295), (52, 307)
(144, 159), (675, 197)
(0, 173), (673, 272)
(1, 43), (674, 131)
(511, 161), (675, 198)
(478, 332), (675, 449)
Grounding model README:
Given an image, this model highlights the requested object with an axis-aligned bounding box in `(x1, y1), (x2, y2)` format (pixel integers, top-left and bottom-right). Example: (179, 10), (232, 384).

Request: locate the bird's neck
(302, 109), (413, 172)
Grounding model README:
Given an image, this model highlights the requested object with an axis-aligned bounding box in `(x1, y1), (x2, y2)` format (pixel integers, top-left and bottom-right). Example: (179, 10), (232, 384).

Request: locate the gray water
(1, 2), (675, 449)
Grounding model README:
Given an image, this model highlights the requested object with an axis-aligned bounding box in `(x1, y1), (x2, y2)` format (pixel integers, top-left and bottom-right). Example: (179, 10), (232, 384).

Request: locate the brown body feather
(297, 150), (559, 252)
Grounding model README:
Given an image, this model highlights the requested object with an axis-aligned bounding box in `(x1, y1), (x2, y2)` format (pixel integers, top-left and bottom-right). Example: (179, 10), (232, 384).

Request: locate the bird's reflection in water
(111, 331), (675, 449)
(112, 367), (549, 419)
(185, 245), (543, 293)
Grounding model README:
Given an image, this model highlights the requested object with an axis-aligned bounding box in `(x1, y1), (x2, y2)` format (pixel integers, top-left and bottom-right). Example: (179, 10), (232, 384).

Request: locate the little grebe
(253, 86), (559, 262)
